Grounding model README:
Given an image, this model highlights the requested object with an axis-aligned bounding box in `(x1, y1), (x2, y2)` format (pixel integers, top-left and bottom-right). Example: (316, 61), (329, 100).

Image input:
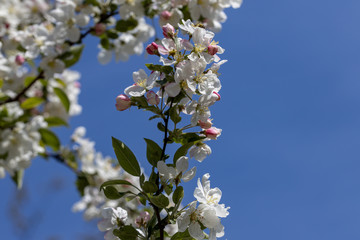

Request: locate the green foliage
(112, 137), (141, 176)
(173, 142), (194, 163)
(113, 226), (141, 240)
(100, 179), (135, 190)
(149, 194), (169, 208)
(145, 64), (173, 74)
(103, 186), (123, 199)
(172, 186), (184, 204)
(76, 174), (89, 196)
(144, 138), (162, 166)
(53, 87), (70, 112)
(142, 181), (158, 193)
(20, 97), (44, 109)
(157, 122), (166, 132)
(61, 45), (84, 68)
(44, 117), (68, 127)
(24, 76), (37, 87)
(115, 18), (138, 32)
(170, 107), (181, 124)
(39, 128), (60, 151)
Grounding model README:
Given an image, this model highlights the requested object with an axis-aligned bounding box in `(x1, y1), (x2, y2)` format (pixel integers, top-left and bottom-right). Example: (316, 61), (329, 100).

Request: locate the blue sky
(1, 0), (360, 239)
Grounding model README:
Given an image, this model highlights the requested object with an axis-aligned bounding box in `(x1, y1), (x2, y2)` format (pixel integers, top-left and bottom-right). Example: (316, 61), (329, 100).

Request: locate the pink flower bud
(115, 94), (131, 111)
(146, 42), (160, 55)
(208, 44), (219, 55)
(160, 11), (172, 20)
(146, 90), (160, 105)
(204, 127), (222, 140)
(74, 81), (81, 88)
(94, 23), (106, 36)
(15, 55), (25, 65)
(162, 23), (175, 38)
(199, 119), (212, 129)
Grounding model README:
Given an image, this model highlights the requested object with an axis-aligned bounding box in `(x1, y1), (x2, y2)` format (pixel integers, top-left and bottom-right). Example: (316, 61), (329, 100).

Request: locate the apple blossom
(115, 94), (131, 111)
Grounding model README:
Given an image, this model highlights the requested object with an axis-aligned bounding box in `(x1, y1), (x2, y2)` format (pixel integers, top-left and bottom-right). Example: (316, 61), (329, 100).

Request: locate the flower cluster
(65, 127), (142, 221)
(98, 19), (229, 240)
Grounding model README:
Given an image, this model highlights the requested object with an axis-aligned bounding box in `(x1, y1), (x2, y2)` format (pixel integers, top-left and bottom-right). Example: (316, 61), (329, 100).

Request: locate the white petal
(189, 222), (204, 240)
(165, 82), (181, 97)
(176, 156), (189, 173)
(97, 219), (113, 232)
(124, 84), (146, 97)
(183, 166), (196, 182)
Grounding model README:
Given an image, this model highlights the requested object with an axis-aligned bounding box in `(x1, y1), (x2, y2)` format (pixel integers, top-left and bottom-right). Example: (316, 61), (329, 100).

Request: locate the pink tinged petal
(165, 82), (181, 97)
(189, 222), (204, 240)
(124, 84), (146, 97)
(162, 38), (175, 51)
(183, 166), (196, 182)
(158, 45), (169, 55)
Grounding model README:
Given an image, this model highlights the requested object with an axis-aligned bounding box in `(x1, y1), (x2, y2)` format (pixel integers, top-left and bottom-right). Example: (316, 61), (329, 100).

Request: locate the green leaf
(100, 179), (135, 190)
(173, 142), (194, 164)
(11, 169), (24, 189)
(144, 138), (162, 166)
(157, 122), (165, 132)
(142, 181), (158, 193)
(149, 194), (169, 208)
(0, 78), (3, 88)
(24, 76), (37, 87)
(170, 107), (181, 124)
(62, 45), (84, 68)
(172, 186), (184, 204)
(103, 186), (123, 200)
(115, 18), (138, 32)
(44, 117), (68, 127)
(112, 137), (141, 176)
(39, 128), (60, 151)
(20, 97), (44, 109)
(76, 175), (89, 196)
(53, 87), (70, 112)
(171, 230), (196, 240)
(165, 185), (173, 195)
(107, 29), (118, 39)
(179, 133), (205, 144)
(113, 226), (140, 240)
(100, 37), (110, 50)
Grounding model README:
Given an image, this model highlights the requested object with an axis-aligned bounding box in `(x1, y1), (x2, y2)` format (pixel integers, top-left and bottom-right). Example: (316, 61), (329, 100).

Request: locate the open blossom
(124, 69), (159, 97)
(98, 207), (128, 240)
(204, 127), (222, 140)
(189, 142), (212, 162)
(157, 156), (196, 184)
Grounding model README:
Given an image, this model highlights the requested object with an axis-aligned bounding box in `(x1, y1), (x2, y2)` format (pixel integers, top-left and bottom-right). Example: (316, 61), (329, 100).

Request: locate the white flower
(178, 19), (195, 35)
(157, 156), (196, 183)
(124, 69), (159, 97)
(98, 207), (128, 240)
(189, 143), (212, 162)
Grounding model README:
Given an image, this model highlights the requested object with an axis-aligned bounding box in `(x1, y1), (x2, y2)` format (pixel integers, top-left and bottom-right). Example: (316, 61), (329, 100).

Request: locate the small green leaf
(39, 128), (60, 151)
(62, 45), (84, 68)
(24, 76), (37, 87)
(170, 107), (181, 124)
(142, 181), (158, 193)
(113, 225), (140, 240)
(100, 37), (110, 50)
(149, 194), (169, 208)
(107, 29), (118, 39)
(76, 175), (89, 196)
(173, 143), (194, 164)
(44, 117), (68, 127)
(157, 122), (165, 132)
(115, 18), (138, 32)
(0, 78), (3, 88)
(53, 87), (70, 112)
(20, 97), (44, 109)
(100, 179), (135, 190)
(112, 137), (141, 176)
(165, 185), (173, 195)
(172, 186), (184, 204)
(103, 186), (123, 200)
(144, 138), (162, 166)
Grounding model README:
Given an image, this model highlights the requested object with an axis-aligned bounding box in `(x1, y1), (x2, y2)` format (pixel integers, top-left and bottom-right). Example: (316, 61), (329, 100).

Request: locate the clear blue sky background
(1, 0), (360, 239)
